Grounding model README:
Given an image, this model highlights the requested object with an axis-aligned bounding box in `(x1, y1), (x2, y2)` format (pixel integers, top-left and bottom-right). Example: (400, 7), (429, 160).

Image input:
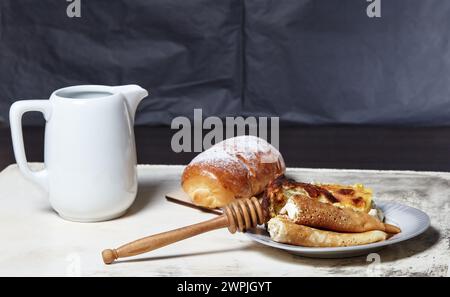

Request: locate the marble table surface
(0, 164), (448, 277)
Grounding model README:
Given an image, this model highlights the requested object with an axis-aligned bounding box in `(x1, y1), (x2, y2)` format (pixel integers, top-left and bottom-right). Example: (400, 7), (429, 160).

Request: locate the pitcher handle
(9, 100), (51, 191)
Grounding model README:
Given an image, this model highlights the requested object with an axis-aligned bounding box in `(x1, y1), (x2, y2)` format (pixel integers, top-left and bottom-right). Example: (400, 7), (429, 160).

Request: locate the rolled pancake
(268, 216), (388, 247)
(281, 195), (400, 234)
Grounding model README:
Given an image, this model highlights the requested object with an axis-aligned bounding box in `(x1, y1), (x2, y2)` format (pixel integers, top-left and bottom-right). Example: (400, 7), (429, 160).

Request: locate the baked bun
(182, 135), (285, 208)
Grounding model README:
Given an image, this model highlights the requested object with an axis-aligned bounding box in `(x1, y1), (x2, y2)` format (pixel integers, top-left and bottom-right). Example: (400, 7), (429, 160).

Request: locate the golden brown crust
(262, 175), (373, 218)
(319, 183), (373, 212)
(182, 136), (285, 208)
(268, 216), (388, 247)
(282, 195), (400, 234)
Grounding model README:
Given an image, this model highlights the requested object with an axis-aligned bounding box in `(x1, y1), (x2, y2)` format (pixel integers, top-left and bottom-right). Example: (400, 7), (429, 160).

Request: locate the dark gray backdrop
(1, 0), (449, 126)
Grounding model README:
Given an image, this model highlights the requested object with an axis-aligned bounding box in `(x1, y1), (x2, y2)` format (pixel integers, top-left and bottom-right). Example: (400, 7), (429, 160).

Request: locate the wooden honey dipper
(102, 197), (265, 264)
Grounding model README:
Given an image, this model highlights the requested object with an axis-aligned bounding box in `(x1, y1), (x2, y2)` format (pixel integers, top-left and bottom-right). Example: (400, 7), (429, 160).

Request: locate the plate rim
(245, 201), (431, 253)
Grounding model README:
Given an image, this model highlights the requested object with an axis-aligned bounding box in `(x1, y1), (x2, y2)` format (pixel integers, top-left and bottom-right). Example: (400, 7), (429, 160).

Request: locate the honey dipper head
(102, 249), (118, 264)
(223, 197), (266, 234)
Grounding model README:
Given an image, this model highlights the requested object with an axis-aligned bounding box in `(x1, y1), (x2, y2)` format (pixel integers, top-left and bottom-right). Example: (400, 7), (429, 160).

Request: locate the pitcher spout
(113, 85), (148, 123)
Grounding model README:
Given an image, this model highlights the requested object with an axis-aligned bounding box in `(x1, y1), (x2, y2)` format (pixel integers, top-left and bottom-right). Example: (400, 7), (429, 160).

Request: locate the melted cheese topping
(318, 183), (373, 213)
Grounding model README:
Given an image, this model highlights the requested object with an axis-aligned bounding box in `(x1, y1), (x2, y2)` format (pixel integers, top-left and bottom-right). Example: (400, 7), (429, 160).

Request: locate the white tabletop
(0, 164), (448, 276)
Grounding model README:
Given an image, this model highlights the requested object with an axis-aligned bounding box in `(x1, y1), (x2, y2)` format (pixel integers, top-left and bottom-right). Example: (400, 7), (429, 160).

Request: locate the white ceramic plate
(246, 201), (430, 258)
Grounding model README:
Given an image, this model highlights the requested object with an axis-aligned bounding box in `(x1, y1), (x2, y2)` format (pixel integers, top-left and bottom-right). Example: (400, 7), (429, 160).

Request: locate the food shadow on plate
(251, 226), (440, 268)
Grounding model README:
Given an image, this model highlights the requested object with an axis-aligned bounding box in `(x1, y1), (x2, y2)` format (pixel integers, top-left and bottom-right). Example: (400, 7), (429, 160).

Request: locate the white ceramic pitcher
(9, 85), (148, 222)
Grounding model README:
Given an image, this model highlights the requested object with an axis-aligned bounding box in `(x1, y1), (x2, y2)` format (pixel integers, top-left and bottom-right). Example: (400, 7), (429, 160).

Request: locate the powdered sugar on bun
(182, 136), (286, 208)
(192, 135), (283, 167)
(189, 147), (236, 169)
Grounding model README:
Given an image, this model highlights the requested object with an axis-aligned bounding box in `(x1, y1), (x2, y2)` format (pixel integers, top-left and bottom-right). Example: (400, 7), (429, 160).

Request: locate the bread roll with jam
(182, 135), (285, 208)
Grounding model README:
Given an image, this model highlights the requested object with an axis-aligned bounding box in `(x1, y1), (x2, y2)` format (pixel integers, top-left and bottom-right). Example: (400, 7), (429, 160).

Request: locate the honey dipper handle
(102, 215), (229, 264)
